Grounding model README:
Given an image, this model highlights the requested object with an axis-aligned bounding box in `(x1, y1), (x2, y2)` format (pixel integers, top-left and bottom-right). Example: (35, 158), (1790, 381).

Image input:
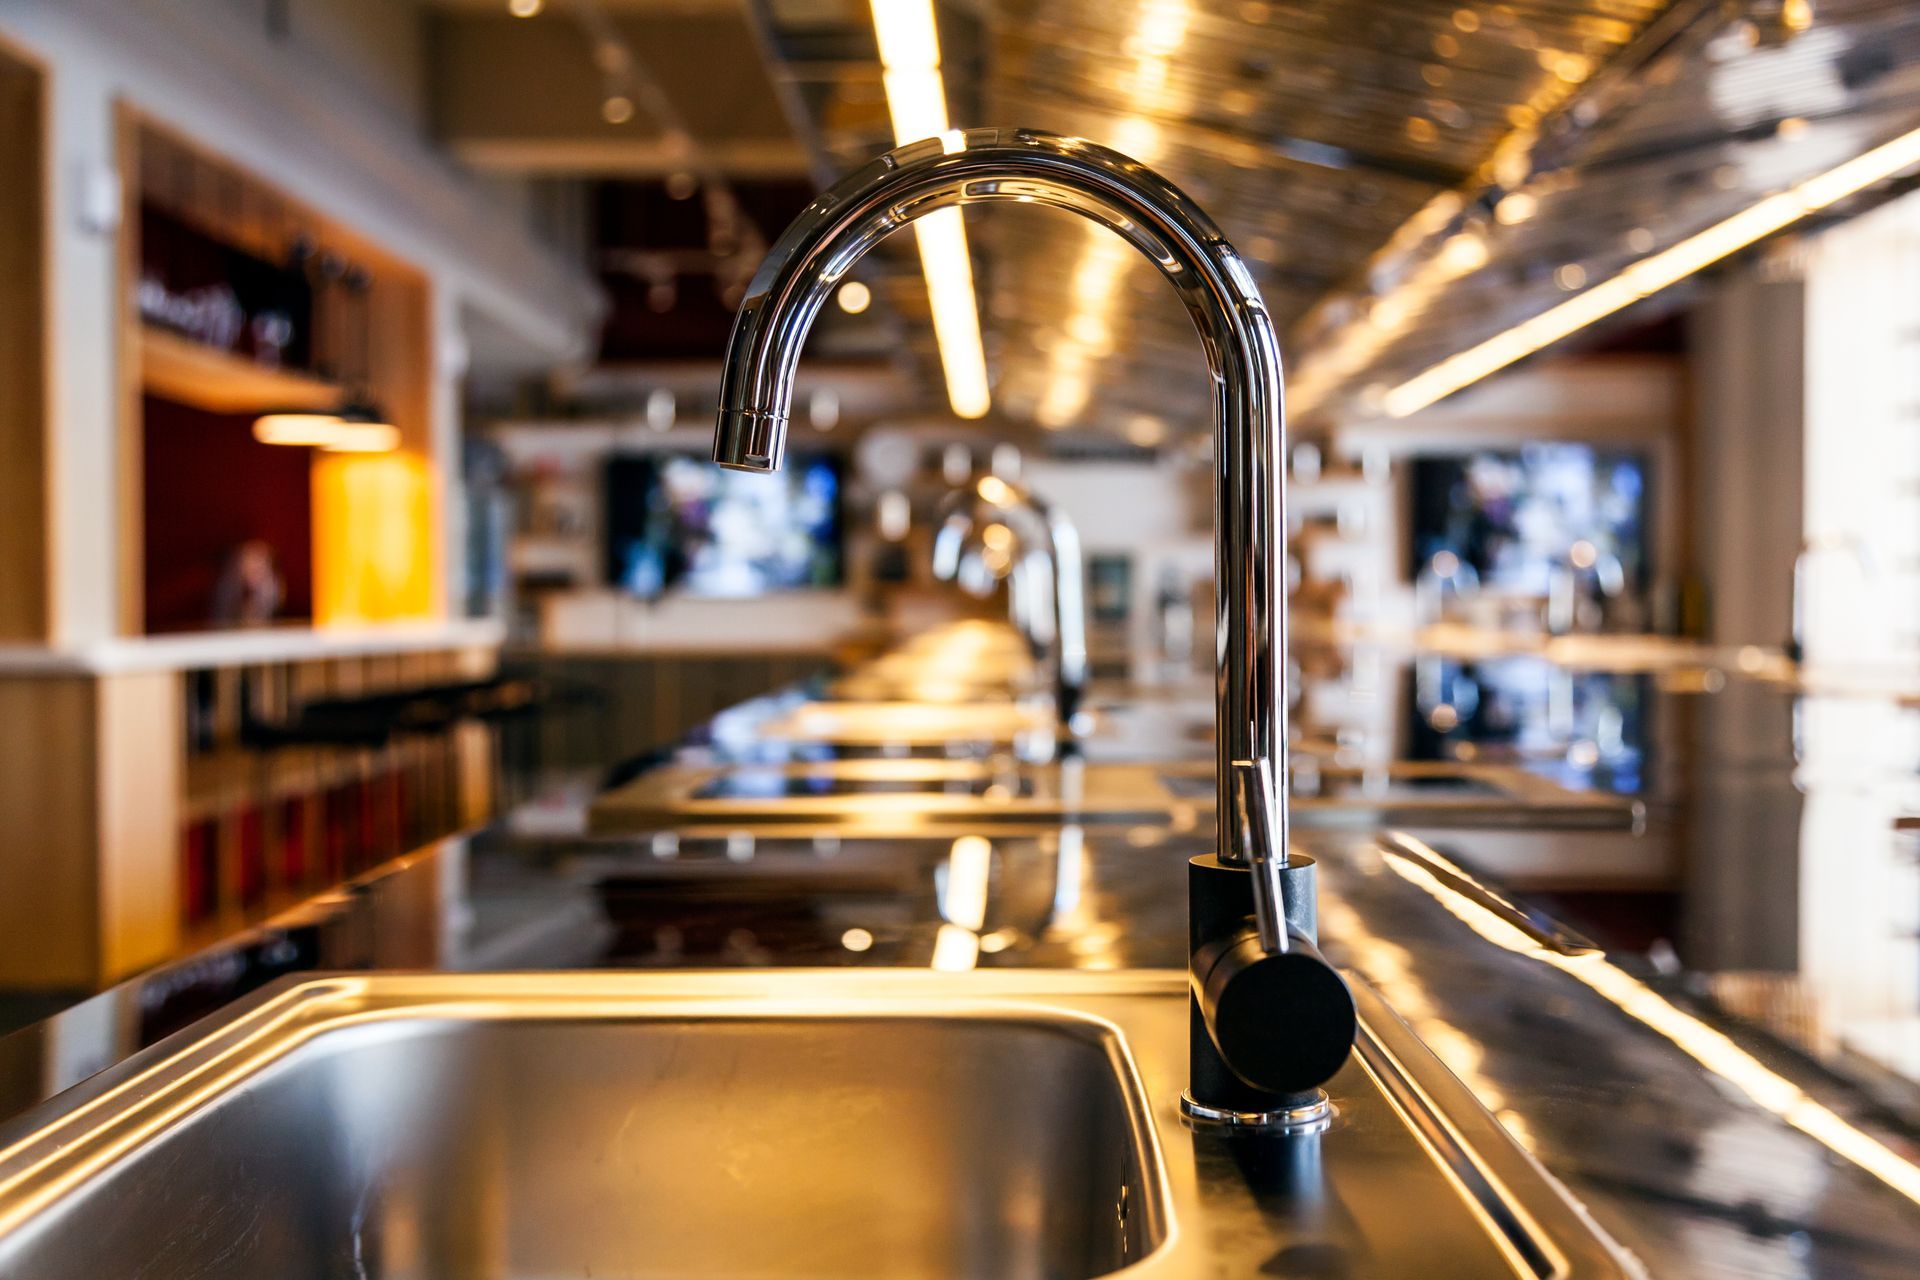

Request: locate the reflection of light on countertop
(929, 924), (980, 972)
(1050, 825), (1085, 921)
(932, 836), (992, 972)
(939, 836), (991, 931)
(1067, 924), (1123, 972)
(1318, 895), (1525, 1150)
(1381, 835), (1920, 1207)
(1047, 827), (1120, 971)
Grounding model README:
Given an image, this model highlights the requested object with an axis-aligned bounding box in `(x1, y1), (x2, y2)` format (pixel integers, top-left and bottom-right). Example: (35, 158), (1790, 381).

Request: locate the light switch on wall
(72, 160), (121, 237)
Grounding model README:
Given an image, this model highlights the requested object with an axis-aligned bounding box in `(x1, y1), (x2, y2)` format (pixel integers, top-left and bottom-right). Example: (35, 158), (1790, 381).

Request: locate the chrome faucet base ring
(1180, 1089), (1334, 1133)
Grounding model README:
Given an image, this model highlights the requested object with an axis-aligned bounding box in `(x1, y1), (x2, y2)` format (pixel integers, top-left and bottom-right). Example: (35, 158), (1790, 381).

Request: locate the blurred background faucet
(1413, 550), (1481, 628)
(931, 471), (1088, 725)
(1545, 539), (1626, 636)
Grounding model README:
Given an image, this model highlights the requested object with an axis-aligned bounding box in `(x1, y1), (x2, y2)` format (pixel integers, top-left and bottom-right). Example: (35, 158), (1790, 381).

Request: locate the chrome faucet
(1545, 540), (1626, 636)
(935, 513), (1053, 668)
(931, 473), (1089, 725)
(712, 128), (1354, 1121)
(1413, 550), (1479, 627)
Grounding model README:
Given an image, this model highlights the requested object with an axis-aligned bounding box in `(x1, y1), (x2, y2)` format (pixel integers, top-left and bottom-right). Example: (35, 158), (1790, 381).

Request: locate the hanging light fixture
(253, 412), (346, 447)
(326, 265), (400, 450)
(320, 402), (402, 452)
(253, 260), (398, 452)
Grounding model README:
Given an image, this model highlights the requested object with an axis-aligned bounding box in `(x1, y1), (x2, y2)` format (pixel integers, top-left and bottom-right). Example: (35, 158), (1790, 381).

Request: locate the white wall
(267, 0), (431, 133)
(0, 0), (605, 641)
(540, 590), (871, 654)
(1688, 270), (1804, 647)
(1802, 193), (1920, 672)
(1022, 457), (1210, 663)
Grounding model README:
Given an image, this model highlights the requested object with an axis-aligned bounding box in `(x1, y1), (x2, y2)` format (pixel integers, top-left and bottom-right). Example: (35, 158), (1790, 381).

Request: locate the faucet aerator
(712, 409), (787, 473)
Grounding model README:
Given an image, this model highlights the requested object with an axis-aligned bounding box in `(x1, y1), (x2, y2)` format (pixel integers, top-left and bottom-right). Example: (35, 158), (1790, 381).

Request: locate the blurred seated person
(211, 539), (283, 628)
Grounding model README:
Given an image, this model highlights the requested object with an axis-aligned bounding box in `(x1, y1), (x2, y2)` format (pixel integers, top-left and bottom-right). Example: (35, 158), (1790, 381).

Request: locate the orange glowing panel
(311, 452), (437, 625)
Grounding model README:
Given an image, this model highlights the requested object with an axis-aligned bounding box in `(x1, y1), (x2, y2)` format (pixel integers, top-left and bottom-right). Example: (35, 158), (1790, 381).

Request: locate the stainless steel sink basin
(0, 971), (1638, 1279)
(0, 980), (1160, 1280)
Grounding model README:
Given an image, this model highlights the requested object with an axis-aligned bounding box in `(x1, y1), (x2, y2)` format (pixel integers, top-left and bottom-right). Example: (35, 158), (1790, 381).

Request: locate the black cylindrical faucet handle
(1188, 853), (1356, 1105)
(1192, 922), (1357, 1096)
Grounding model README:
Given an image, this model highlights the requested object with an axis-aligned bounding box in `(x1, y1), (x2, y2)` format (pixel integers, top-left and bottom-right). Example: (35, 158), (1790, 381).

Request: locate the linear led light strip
(253, 413), (399, 453)
(870, 0), (991, 420)
(1380, 833), (1920, 1208)
(1384, 124), (1920, 418)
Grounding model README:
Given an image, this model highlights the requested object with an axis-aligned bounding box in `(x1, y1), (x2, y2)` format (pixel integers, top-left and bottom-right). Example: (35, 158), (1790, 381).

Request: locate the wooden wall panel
(116, 104), (145, 636)
(95, 672), (182, 981)
(0, 673), (184, 989)
(512, 652), (832, 777)
(0, 46), (48, 640)
(0, 679), (99, 989)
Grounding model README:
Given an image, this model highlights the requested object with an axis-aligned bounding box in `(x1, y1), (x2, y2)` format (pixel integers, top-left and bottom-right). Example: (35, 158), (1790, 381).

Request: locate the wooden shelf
(122, 110), (439, 636)
(0, 619), (506, 675)
(139, 325), (341, 415)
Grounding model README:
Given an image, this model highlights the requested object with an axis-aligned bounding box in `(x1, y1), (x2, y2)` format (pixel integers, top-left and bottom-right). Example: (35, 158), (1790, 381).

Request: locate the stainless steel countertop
(2, 639), (1917, 1276)
(0, 970), (1641, 1279)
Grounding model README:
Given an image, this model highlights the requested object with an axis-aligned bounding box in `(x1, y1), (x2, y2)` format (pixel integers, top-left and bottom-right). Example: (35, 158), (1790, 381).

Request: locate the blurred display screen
(1410, 445), (1648, 591)
(605, 453), (842, 598)
(1405, 657), (1649, 795)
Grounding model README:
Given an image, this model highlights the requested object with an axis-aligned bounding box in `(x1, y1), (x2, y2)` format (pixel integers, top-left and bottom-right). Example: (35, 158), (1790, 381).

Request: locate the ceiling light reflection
(941, 835), (992, 932)
(930, 924), (981, 972)
(1039, 2), (1190, 427)
(869, 0), (990, 420)
(1494, 191), (1539, 225)
(1383, 123), (1920, 417)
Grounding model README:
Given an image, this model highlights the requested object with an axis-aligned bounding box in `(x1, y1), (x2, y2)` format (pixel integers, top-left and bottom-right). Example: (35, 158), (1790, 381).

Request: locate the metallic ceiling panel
(755, 0), (1919, 436)
(430, 4), (807, 175)
(1289, 0), (1920, 420)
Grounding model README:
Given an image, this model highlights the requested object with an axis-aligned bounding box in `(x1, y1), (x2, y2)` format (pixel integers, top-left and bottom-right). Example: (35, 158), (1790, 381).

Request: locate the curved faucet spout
(714, 128), (1351, 1110)
(712, 128), (1286, 871)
